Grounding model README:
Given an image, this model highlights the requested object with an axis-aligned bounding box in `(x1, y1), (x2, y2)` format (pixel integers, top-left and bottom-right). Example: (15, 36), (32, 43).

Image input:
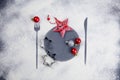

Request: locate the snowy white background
(0, 0), (120, 80)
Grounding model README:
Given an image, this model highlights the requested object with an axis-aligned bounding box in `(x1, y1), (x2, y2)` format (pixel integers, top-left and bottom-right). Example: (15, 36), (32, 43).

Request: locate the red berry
(74, 37), (81, 44)
(33, 16), (40, 23)
(47, 17), (50, 21)
(71, 48), (77, 55)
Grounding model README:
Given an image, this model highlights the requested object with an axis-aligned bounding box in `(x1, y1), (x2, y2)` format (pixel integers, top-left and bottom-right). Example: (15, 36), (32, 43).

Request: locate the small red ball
(71, 48), (77, 55)
(74, 37), (81, 44)
(47, 17), (50, 21)
(33, 16), (40, 23)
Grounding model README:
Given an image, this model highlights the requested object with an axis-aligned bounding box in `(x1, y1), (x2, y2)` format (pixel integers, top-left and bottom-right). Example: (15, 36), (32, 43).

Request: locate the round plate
(44, 27), (80, 61)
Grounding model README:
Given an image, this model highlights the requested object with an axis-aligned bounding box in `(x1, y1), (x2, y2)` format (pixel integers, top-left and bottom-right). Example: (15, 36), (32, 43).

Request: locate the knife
(84, 17), (88, 64)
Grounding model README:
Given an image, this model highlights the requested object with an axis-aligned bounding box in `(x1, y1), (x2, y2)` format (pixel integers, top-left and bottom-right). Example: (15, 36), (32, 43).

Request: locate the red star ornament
(53, 17), (72, 38)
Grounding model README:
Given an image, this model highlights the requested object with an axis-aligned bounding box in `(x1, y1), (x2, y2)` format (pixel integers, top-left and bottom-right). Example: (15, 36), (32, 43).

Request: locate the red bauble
(33, 16), (40, 23)
(71, 48), (77, 55)
(47, 17), (50, 21)
(74, 37), (81, 44)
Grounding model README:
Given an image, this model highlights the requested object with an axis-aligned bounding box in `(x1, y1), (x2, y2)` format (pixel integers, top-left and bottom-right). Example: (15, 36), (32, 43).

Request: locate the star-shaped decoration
(53, 17), (72, 38)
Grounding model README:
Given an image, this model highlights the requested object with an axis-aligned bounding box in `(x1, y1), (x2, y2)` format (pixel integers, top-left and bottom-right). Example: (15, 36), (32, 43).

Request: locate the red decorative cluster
(33, 16), (40, 23)
(71, 37), (81, 56)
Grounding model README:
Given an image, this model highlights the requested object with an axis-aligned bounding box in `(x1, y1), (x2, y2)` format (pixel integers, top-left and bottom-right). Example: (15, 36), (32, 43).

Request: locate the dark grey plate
(44, 27), (80, 61)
